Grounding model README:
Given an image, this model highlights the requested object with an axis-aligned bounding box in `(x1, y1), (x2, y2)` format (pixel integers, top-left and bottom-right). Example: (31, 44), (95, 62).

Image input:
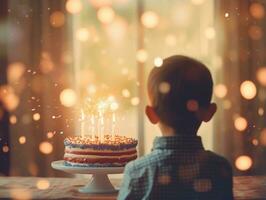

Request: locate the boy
(118, 55), (233, 200)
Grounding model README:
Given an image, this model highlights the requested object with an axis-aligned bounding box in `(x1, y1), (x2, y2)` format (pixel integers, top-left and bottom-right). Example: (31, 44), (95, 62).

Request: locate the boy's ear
(197, 103), (217, 122)
(145, 105), (160, 124)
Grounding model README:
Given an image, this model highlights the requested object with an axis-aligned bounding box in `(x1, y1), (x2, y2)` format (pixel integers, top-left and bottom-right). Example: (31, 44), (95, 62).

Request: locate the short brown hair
(147, 55), (213, 133)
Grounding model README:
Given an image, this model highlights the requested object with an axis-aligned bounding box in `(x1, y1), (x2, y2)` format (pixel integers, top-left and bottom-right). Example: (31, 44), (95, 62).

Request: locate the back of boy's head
(147, 55), (213, 134)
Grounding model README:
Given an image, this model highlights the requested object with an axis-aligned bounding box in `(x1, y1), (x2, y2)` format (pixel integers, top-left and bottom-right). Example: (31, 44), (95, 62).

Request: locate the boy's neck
(159, 123), (198, 137)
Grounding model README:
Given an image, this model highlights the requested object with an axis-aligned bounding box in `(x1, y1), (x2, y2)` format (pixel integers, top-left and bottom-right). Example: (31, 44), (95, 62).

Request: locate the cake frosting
(64, 135), (138, 167)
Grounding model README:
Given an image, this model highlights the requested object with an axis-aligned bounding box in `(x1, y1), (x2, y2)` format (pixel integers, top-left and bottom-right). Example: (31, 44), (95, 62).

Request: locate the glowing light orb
(33, 113), (41, 121)
(136, 49), (148, 63)
(50, 11), (65, 28)
(205, 27), (216, 39)
(235, 155), (252, 171)
(131, 97), (140, 106)
(141, 11), (159, 29)
(249, 3), (265, 19)
(36, 179), (50, 190)
(9, 115), (17, 124)
(0, 86), (19, 111)
(87, 85), (97, 95)
(159, 82), (171, 94)
(225, 12), (229, 18)
(187, 99), (199, 112)
(76, 28), (90, 42)
(158, 175), (171, 185)
(240, 80), (257, 100)
(154, 57), (163, 67)
(122, 89), (130, 98)
(2, 145), (9, 153)
(97, 6), (115, 24)
(214, 84), (227, 98)
(191, 0), (205, 5)
(234, 116), (248, 131)
(256, 68), (266, 86)
(60, 89), (77, 107)
(252, 138), (258, 146)
(47, 132), (54, 139)
(66, 0), (82, 14)
(110, 102), (119, 111)
(19, 136), (26, 144)
(7, 62), (25, 83)
(39, 141), (53, 154)
(105, 18), (127, 40)
(248, 25), (262, 40)
(258, 107), (264, 116)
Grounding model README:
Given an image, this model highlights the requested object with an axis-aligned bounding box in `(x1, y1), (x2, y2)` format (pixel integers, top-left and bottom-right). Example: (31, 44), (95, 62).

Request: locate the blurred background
(0, 0), (266, 177)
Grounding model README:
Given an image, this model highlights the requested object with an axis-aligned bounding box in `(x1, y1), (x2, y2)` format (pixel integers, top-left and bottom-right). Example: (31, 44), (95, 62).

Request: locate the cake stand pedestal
(51, 160), (124, 194)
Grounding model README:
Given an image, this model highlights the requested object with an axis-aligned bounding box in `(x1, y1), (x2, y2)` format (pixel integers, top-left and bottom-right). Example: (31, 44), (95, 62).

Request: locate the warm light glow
(256, 68), (266, 86)
(9, 115), (17, 124)
(165, 34), (177, 46)
(76, 28), (90, 41)
(89, 0), (112, 8)
(39, 141), (53, 154)
(33, 113), (41, 121)
(2, 145), (9, 153)
(258, 107), (264, 116)
(225, 12), (229, 18)
(19, 136), (26, 144)
(214, 84), (227, 98)
(87, 85), (97, 95)
(97, 6), (115, 24)
(252, 138), (258, 146)
(235, 155), (252, 171)
(66, 0), (82, 14)
(131, 97), (140, 106)
(110, 102), (119, 111)
(154, 57), (163, 67)
(47, 131), (55, 139)
(122, 89), (130, 98)
(205, 27), (216, 39)
(240, 80), (257, 100)
(191, 0), (205, 5)
(36, 179), (50, 190)
(60, 89), (77, 107)
(50, 11), (65, 28)
(105, 18), (127, 41)
(249, 3), (265, 19)
(159, 82), (171, 94)
(141, 11), (159, 29)
(234, 116), (248, 131)
(7, 62), (25, 83)
(223, 100), (232, 110)
(136, 49), (148, 63)
(0, 86), (19, 111)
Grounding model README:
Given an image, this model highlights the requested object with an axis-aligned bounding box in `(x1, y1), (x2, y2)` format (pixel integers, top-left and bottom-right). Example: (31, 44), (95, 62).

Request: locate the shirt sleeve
(219, 160), (234, 200)
(117, 164), (135, 200)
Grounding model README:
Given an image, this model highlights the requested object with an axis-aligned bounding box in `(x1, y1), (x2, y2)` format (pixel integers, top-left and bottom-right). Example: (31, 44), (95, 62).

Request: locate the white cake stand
(51, 160), (124, 194)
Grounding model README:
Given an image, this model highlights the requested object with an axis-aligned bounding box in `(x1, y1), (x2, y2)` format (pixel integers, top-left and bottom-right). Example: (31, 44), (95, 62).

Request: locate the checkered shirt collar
(152, 135), (204, 151)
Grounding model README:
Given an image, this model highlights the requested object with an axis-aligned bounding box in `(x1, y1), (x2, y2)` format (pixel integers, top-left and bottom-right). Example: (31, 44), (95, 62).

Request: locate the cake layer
(64, 155), (137, 164)
(64, 161), (126, 167)
(65, 146), (137, 156)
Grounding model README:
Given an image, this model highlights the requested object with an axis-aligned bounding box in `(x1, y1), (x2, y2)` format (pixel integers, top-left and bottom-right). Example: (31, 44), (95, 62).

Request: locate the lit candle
(81, 109), (85, 138)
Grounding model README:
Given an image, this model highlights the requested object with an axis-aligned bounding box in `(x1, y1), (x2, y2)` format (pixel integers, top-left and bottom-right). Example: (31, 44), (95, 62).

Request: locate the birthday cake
(64, 135), (138, 167)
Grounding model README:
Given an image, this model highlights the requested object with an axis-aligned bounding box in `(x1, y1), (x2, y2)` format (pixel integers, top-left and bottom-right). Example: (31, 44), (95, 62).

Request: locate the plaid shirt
(118, 135), (233, 200)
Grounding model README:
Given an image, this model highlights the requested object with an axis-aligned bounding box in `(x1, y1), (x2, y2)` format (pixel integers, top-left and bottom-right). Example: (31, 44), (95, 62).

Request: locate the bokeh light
(39, 142), (53, 154)
(36, 179), (50, 190)
(9, 115), (17, 124)
(10, 189), (31, 200)
(89, 0), (112, 8)
(240, 80), (257, 100)
(7, 62), (25, 83)
(158, 175), (171, 185)
(214, 84), (227, 98)
(141, 11), (159, 29)
(235, 155), (252, 171)
(2, 145), (9, 153)
(256, 68), (266, 86)
(136, 49), (148, 63)
(33, 113), (41, 121)
(225, 12), (229, 18)
(191, 0), (205, 5)
(252, 138), (258, 146)
(131, 97), (140, 106)
(105, 18), (127, 41)
(97, 6), (115, 24)
(154, 57), (163, 67)
(110, 102), (119, 111)
(122, 89), (130, 98)
(159, 82), (171, 94)
(60, 89), (77, 107)
(0, 86), (20, 111)
(249, 3), (265, 20)
(258, 107), (264, 116)
(47, 131), (55, 139)
(66, 0), (82, 14)
(50, 11), (65, 28)
(76, 28), (90, 42)
(19, 136), (26, 144)
(234, 116), (248, 131)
